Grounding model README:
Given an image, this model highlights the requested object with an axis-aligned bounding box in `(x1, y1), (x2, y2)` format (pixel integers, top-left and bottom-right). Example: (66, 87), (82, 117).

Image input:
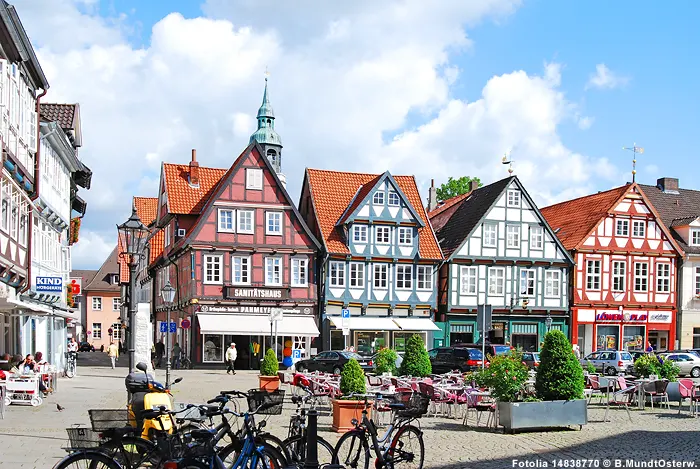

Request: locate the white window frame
(353, 225), (368, 243)
(329, 262), (346, 287)
(92, 297), (102, 311)
(237, 209), (254, 234)
(265, 257), (282, 286)
(0, 182), (8, 233)
(460, 266), (477, 295)
(398, 227), (412, 246)
(634, 262), (648, 292)
(545, 271), (561, 298)
(231, 255), (250, 285)
(520, 269), (535, 297)
(396, 264), (413, 290)
(265, 211), (283, 236)
(291, 258), (308, 287)
(374, 264), (388, 289)
(632, 220), (646, 238)
(112, 298), (120, 311)
(375, 226), (390, 244)
(656, 262), (671, 293)
(246, 168), (263, 190)
(164, 224), (171, 247)
(483, 223), (497, 247)
(506, 224), (520, 248)
(372, 191), (385, 205)
(530, 226), (543, 250)
(507, 190), (521, 207)
(204, 255), (223, 285)
(612, 260), (626, 292)
(349, 262), (365, 288)
(111, 323), (122, 341)
(695, 266), (700, 296)
(218, 209), (235, 233)
(416, 266), (433, 291)
(92, 323), (102, 340)
(691, 229), (700, 246)
(488, 267), (505, 295)
(616, 219), (629, 237)
(388, 192), (400, 207)
(586, 260), (601, 290)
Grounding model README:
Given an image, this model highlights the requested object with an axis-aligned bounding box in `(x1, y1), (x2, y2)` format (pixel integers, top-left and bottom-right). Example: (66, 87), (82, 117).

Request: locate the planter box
(259, 375), (280, 392)
(498, 399), (588, 433)
(332, 399), (371, 433)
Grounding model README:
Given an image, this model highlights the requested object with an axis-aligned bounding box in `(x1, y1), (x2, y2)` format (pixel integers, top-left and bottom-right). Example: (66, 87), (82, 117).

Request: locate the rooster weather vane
(501, 152), (514, 175)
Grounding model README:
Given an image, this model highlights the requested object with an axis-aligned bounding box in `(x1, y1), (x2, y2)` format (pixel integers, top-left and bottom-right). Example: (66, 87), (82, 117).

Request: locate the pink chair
(678, 379), (700, 416)
(603, 377), (636, 422)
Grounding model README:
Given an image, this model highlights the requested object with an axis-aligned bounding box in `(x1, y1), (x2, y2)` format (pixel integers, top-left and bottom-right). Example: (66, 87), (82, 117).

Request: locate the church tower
(249, 77), (285, 186)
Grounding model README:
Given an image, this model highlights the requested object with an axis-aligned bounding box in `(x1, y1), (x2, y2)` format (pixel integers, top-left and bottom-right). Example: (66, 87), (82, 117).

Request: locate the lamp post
(161, 281), (176, 388)
(545, 314), (553, 333)
(117, 207), (148, 373)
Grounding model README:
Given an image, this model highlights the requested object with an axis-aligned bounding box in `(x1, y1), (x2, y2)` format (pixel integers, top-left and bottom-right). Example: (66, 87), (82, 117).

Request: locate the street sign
(292, 349), (302, 360)
(108, 327), (114, 335)
(181, 319), (191, 329)
(169, 322), (177, 333)
(341, 309), (350, 318)
(160, 322), (167, 333)
(87, 331), (92, 335)
(268, 308), (283, 323)
(341, 308), (350, 329)
(342, 328), (350, 336)
(476, 304), (493, 334)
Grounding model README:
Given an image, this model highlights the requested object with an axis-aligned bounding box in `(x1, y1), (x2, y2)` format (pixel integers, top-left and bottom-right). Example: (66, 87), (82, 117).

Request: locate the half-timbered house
(428, 176), (573, 350)
(541, 183), (682, 354)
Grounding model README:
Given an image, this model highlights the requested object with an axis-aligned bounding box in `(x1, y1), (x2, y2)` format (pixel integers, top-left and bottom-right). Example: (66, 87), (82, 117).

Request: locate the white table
(634, 379), (653, 410)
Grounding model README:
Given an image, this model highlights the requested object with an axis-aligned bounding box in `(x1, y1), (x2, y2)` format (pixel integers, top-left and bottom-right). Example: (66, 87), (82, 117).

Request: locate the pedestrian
(225, 343), (237, 375)
(107, 341), (119, 369)
(573, 344), (581, 359)
(155, 340), (165, 368)
(172, 343), (182, 370)
(67, 338), (78, 353)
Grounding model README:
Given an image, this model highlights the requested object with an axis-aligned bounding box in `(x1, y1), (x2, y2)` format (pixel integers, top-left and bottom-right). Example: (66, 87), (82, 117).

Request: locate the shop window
(203, 334), (223, 362)
(393, 332), (426, 353)
(354, 331), (387, 356)
(623, 326), (645, 351)
(596, 325), (619, 351)
(330, 330), (344, 351)
(693, 328), (700, 349)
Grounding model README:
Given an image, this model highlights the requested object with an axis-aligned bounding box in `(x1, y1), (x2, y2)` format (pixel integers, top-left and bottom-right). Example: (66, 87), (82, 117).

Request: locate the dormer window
(388, 192), (400, 206)
(691, 229), (700, 246)
(372, 191), (385, 205)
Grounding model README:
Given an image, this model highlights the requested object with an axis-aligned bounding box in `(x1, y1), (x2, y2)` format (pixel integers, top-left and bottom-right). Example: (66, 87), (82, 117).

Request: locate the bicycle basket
(396, 392), (430, 418)
(66, 427), (102, 449)
(247, 388), (285, 415)
(88, 409), (131, 431)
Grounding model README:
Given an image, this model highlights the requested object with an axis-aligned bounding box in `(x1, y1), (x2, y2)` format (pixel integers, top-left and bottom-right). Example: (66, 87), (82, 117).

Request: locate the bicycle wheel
(219, 440), (287, 469)
(65, 363), (75, 378)
(99, 436), (161, 469)
(386, 425), (424, 469)
(282, 433), (335, 467)
(333, 430), (370, 469)
(53, 451), (122, 469)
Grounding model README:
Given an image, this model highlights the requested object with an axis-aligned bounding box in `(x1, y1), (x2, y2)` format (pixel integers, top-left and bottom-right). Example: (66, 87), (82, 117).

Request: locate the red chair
(603, 377), (636, 422)
(678, 379), (700, 416)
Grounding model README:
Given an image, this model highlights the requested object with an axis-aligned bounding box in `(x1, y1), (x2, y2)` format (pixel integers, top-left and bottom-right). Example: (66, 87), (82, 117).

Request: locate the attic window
(373, 191), (385, 205)
(388, 192), (400, 206)
(691, 229), (700, 246)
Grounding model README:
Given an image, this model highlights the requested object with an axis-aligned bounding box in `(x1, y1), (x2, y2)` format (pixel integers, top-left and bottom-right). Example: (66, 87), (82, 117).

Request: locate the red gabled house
(541, 183), (682, 355)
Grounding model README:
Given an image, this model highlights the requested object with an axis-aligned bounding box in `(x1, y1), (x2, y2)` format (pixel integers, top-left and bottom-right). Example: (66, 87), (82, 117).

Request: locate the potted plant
(634, 353), (681, 400)
(259, 348), (280, 392)
(374, 347), (398, 376)
(332, 358), (369, 432)
(398, 334), (431, 377)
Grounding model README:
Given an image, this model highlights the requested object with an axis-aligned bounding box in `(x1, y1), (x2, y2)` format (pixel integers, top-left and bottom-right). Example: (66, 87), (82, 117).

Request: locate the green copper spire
(250, 76), (283, 175)
(257, 78), (274, 119)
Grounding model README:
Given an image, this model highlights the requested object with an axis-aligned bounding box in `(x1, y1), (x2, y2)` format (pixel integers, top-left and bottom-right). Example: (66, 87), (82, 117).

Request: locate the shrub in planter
(398, 334), (431, 377)
(657, 356), (680, 381)
(259, 348), (280, 392)
(333, 358), (369, 432)
(340, 358), (366, 397)
(535, 330), (584, 401)
(478, 351), (529, 402)
(374, 347), (398, 375)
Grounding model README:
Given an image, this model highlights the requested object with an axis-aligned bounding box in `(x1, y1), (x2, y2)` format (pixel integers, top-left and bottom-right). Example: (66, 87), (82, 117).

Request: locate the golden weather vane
(623, 143), (644, 183)
(265, 66), (270, 81)
(501, 151), (513, 175)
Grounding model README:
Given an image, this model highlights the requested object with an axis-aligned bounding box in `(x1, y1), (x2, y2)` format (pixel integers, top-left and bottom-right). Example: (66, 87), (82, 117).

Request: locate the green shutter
(511, 323), (538, 335)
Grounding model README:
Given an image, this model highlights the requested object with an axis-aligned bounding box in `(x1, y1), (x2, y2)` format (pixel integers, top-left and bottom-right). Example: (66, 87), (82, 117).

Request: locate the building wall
(679, 256), (700, 348)
(85, 291), (122, 349)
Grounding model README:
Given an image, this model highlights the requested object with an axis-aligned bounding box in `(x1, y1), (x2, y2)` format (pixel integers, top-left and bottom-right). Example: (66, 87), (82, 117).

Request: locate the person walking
(155, 340), (165, 368)
(107, 341), (119, 369)
(172, 343), (182, 370)
(225, 343), (237, 375)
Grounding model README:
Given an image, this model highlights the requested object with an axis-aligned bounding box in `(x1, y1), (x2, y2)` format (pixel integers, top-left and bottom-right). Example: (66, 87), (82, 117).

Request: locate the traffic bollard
(304, 409), (319, 469)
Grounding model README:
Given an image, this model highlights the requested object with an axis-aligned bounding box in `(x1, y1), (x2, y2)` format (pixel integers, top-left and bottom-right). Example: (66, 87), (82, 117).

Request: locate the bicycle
(281, 385), (335, 467)
(333, 391), (429, 469)
(65, 351), (77, 378)
(180, 355), (193, 369)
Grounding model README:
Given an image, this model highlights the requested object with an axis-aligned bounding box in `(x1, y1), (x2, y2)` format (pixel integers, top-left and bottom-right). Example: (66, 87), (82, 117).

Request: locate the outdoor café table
(634, 378), (653, 410)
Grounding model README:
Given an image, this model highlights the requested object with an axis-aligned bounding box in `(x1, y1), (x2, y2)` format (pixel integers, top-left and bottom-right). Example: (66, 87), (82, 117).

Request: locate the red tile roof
(540, 185), (630, 250)
(40, 103), (78, 129)
(305, 169), (442, 259)
(162, 163), (226, 215)
(428, 191), (471, 218)
(118, 233), (129, 282)
(149, 229), (164, 264)
(134, 197), (158, 226)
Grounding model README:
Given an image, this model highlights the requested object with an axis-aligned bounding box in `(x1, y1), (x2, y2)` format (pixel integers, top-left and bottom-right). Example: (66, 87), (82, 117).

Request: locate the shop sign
(595, 312), (648, 322)
(648, 312), (672, 324)
(69, 278), (82, 296)
(223, 286), (289, 300)
(199, 304), (309, 314)
(36, 276), (63, 292)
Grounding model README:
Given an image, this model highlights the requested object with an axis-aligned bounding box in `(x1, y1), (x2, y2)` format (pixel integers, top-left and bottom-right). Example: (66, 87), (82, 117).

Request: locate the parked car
(294, 351), (372, 374)
(580, 350), (634, 375)
(79, 342), (95, 352)
(629, 351), (649, 362)
(451, 343), (512, 360)
(429, 347), (484, 373)
(522, 352), (540, 369)
(371, 352), (403, 372)
(664, 349), (700, 358)
(658, 352), (700, 377)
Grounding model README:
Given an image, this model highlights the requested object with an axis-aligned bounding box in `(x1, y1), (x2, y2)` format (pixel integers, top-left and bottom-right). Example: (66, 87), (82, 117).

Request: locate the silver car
(659, 353), (700, 378)
(580, 350), (635, 375)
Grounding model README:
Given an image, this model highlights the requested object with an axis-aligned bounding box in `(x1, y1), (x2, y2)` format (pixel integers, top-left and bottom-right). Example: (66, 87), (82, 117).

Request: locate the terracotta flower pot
(259, 375), (280, 392)
(332, 399), (371, 433)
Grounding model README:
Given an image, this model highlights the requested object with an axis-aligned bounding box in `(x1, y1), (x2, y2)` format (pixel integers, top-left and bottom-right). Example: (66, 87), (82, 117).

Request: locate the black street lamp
(117, 207), (148, 373)
(161, 281), (176, 388)
(545, 314), (553, 333)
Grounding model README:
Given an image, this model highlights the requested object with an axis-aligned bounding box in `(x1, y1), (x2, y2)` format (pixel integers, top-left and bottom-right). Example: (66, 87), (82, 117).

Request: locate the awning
(197, 314), (320, 337)
(392, 318), (440, 331)
(8, 298), (81, 320)
(329, 316), (400, 331)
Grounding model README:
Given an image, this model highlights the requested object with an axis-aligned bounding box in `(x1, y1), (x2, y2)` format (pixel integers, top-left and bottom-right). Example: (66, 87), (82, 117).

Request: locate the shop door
(648, 331), (669, 352)
(512, 334), (537, 352)
(450, 332), (474, 345)
(225, 335), (252, 370)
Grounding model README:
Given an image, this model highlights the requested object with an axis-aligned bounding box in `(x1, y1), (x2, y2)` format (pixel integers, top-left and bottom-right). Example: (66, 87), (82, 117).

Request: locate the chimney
(427, 179), (438, 212)
(189, 149), (200, 187)
(657, 177), (679, 193)
(469, 179), (479, 193)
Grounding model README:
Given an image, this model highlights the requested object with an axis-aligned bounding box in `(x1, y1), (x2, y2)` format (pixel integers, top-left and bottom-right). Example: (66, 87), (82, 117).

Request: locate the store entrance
(225, 335), (253, 370)
(648, 330), (669, 352)
(450, 332), (474, 345)
(511, 334), (537, 352)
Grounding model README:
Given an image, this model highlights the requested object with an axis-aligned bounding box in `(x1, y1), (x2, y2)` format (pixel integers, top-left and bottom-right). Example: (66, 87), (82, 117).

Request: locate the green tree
(374, 347), (398, 375)
(260, 348), (279, 376)
(340, 358), (366, 397)
(436, 176), (482, 201)
(399, 334), (432, 377)
(535, 330), (585, 401)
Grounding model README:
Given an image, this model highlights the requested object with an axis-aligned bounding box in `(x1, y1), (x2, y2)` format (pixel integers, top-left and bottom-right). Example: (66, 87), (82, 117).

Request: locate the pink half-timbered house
(542, 184), (682, 355)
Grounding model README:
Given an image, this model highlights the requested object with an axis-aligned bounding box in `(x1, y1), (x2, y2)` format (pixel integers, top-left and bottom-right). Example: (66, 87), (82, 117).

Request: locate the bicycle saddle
(388, 403), (406, 410)
(188, 428), (216, 441)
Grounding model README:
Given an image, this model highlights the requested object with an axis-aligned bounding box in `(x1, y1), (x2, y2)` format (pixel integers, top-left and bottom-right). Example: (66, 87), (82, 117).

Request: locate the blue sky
(16, 0), (700, 267)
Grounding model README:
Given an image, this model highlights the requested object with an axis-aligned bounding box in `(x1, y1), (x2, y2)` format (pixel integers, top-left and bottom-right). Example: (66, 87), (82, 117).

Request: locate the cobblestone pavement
(2, 355), (699, 469)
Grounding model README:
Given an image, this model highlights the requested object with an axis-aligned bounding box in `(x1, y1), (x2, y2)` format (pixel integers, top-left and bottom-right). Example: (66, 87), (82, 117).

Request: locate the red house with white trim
(541, 183), (681, 355)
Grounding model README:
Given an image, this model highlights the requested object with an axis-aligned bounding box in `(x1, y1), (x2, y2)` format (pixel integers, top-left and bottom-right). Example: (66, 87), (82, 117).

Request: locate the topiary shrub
(260, 348), (279, 376)
(340, 358), (366, 398)
(374, 347), (398, 375)
(634, 354), (659, 378)
(478, 350), (529, 402)
(398, 334), (432, 377)
(657, 356), (680, 382)
(535, 330), (585, 401)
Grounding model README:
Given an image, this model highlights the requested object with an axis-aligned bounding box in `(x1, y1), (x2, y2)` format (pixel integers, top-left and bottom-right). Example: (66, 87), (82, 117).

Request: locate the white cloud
(70, 229), (115, 269)
(577, 115), (594, 130)
(12, 0), (622, 268)
(586, 63), (630, 90)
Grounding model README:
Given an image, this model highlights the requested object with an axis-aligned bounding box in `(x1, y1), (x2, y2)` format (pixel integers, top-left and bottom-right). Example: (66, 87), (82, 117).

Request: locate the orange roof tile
(306, 169), (442, 259)
(117, 233), (129, 282)
(134, 197), (158, 226)
(540, 185), (630, 250)
(149, 229), (164, 264)
(163, 163), (227, 215)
